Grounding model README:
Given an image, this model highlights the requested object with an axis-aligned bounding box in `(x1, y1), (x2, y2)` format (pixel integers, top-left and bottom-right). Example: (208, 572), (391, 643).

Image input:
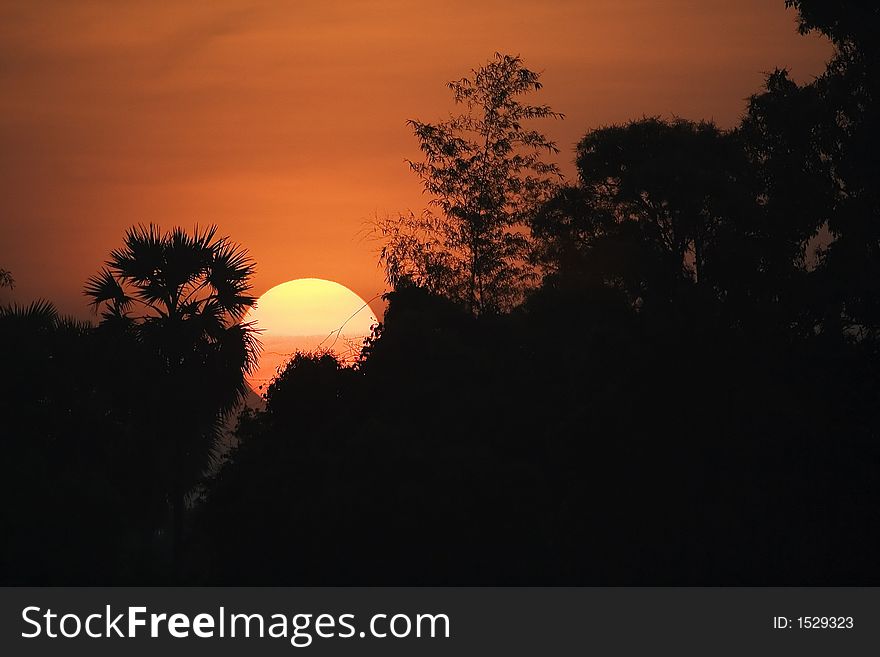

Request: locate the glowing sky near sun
(0, 1), (831, 317)
(245, 278), (376, 390)
(247, 278), (375, 337)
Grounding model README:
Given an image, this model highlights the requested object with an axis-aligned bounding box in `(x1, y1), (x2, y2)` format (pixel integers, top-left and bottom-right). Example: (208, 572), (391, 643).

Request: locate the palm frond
(112, 224), (166, 284)
(84, 268), (133, 312)
(0, 299), (58, 324)
(55, 314), (93, 336)
(0, 268), (14, 289)
(164, 225), (212, 295)
(207, 238), (256, 318)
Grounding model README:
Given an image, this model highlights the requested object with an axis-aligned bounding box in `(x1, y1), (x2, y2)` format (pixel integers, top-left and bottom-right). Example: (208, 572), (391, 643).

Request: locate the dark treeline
(3, 0), (879, 584)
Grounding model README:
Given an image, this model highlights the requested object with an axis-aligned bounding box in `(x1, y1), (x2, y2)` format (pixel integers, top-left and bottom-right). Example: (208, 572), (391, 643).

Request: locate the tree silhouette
(741, 2), (880, 341)
(0, 268), (13, 289)
(581, 120), (752, 285)
(84, 224), (259, 573)
(786, 0), (879, 52)
(785, 1), (880, 341)
(533, 118), (765, 318)
(376, 53), (563, 314)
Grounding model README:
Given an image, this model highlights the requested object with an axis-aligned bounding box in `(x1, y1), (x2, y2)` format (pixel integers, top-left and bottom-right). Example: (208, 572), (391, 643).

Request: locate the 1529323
(798, 617), (854, 629)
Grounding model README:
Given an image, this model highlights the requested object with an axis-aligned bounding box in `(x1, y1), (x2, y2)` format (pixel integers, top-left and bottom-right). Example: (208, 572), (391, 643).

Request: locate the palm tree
(85, 224), (259, 574)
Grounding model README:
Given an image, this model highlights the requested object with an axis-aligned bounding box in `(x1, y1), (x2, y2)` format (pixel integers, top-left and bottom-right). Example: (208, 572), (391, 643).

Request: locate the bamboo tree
(378, 53), (563, 314)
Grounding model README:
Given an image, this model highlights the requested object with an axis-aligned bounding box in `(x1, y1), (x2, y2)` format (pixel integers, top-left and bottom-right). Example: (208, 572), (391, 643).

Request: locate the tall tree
(534, 118), (764, 315)
(377, 53), (563, 314)
(85, 224), (259, 572)
(762, 1), (880, 339)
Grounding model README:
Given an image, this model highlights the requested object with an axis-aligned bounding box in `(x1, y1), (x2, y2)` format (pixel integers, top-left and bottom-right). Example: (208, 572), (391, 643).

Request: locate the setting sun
(246, 278), (377, 391)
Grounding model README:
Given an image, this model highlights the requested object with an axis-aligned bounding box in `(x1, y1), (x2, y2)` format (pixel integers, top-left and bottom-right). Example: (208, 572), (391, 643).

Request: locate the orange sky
(0, 1), (831, 317)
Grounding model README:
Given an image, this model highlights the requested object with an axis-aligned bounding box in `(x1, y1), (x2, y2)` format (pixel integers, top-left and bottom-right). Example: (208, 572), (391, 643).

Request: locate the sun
(245, 278), (377, 392)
